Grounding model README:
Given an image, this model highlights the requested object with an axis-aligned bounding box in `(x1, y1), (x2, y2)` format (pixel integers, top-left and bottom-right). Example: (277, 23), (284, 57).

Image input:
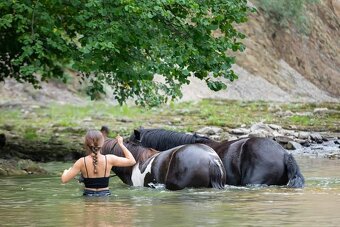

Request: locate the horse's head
(129, 126), (146, 143)
(129, 129), (142, 143)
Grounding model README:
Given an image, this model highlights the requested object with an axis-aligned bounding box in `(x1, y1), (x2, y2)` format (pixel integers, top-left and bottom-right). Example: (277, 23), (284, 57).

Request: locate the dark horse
(101, 138), (226, 190)
(129, 128), (305, 188)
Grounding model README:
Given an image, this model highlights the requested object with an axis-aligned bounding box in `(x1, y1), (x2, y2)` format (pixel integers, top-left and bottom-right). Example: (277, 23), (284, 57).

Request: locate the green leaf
(206, 80), (227, 91)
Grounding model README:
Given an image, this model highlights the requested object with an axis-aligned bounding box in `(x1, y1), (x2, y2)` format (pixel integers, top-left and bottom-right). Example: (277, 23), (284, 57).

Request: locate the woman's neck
(87, 152), (102, 157)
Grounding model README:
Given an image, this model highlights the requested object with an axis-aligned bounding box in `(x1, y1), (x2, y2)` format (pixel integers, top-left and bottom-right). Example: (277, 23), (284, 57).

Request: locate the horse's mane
(138, 128), (211, 151)
(101, 138), (157, 163)
(101, 138), (117, 155)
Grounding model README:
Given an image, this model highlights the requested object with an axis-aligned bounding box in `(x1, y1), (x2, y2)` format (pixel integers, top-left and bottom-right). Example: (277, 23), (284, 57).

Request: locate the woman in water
(61, 130), (136, 196)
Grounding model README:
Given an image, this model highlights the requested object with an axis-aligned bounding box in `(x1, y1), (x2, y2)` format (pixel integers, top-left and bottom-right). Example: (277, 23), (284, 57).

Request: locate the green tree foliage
(256, 0), (319, 33)
(0, 0), (250, 106)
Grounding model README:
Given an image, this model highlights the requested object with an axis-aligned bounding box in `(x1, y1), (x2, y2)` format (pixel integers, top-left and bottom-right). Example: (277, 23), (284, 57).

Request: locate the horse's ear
(134, 129), (141, 140)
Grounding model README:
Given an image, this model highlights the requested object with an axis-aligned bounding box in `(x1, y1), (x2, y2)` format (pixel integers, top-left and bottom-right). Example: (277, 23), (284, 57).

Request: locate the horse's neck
(126, 143), (158, 162)
(112, 166), (133, 185)
(141, 129), (194, 150)
(112, 148), (159, 186)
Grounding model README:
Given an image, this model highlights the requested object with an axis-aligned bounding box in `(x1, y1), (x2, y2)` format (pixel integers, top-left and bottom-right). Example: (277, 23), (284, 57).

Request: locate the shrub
(256, 0), (319, 33)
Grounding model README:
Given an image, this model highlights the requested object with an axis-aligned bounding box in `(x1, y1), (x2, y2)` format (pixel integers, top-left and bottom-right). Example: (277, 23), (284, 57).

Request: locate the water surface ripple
(0, 157), (339, 226)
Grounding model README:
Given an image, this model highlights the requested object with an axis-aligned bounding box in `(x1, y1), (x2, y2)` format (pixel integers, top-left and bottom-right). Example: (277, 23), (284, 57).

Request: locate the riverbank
(0, 99), (339, 175)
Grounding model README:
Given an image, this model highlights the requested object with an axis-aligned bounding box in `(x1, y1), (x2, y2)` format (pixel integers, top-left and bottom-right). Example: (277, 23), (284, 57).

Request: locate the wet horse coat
(101, 139), (226, 190)
(130, 128), (305, 188)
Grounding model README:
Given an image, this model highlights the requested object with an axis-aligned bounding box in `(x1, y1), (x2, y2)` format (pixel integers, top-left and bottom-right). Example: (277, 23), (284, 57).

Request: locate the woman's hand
(116, 135), (124, 145)
(110, 135), (136, 167)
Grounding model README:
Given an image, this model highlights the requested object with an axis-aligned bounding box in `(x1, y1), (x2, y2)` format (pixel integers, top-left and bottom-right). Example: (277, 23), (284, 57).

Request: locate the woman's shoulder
(75, 156), (87, 165)
(76, 157), (86, 163)
(104, 154), (116, 159)
(70, 157), (85, 169)
(77, 156), (87, 161)
(104, 154), (118, 162)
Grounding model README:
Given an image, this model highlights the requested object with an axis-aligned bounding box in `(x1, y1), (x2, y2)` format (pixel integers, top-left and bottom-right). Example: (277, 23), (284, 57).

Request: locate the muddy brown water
(0, 157), (339, 226)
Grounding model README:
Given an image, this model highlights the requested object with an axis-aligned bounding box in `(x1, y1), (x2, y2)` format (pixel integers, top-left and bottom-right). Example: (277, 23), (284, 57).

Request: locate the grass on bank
(0, 99), (339, 144)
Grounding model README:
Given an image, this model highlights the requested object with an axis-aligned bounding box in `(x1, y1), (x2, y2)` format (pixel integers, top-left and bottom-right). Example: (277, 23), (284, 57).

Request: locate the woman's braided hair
(85, 130), (104, 174)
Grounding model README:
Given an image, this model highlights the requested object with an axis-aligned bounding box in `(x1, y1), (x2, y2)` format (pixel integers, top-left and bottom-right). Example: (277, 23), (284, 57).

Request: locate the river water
(1, 157), (340, 227)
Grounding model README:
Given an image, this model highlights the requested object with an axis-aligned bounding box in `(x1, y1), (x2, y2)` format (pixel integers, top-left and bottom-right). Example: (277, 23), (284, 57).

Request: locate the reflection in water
(83, 199), (136, 227)
(0, 157), (340, 226)
(56, 198), (136, 227)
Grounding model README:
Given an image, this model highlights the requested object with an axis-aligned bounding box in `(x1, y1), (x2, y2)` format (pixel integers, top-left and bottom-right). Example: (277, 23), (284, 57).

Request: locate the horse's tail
(284, 153), (305, 188)
(209, 159), (226, 189)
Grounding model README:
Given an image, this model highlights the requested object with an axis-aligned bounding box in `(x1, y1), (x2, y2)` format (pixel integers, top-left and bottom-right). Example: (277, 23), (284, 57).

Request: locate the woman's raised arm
(109, 135), (136, 167)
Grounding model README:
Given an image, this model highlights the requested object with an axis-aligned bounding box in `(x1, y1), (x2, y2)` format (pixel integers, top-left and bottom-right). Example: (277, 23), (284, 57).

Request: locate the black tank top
(83, 155), (109, 189)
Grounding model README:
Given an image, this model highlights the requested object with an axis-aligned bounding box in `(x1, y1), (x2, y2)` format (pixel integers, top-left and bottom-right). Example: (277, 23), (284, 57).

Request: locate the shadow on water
(0, 157), (340, 226)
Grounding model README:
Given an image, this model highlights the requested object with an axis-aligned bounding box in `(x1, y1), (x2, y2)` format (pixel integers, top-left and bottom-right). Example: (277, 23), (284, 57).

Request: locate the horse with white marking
(101, 138), (226, 190)
(130, 128), (305, 188)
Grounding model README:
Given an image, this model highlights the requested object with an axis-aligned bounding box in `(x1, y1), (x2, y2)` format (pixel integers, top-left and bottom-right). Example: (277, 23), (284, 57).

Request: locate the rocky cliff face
(233, 0), (339, 99)
(182, 0), (339, 103)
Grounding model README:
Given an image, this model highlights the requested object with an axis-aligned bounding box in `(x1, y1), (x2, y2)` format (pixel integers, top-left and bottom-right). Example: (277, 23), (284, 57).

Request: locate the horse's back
(218, 138), (248, 185)
(153, 144), (225, 190)
(239, 137), (288, 186)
